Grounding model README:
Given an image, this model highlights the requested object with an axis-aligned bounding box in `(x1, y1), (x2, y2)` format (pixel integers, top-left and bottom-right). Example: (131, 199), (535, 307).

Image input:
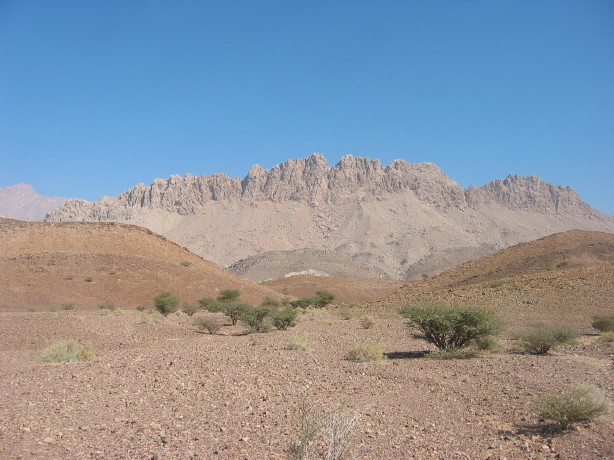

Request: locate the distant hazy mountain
(47, 154), (614, 281)
(0, 184), (67, 221)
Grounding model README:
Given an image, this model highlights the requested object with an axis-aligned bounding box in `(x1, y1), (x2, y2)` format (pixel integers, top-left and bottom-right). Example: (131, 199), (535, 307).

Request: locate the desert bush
(182, 303), (199, 316)
(271, 307), (298, 330)
(339, 308), (352, 320)
(98, 302), (116, 311)
(598, 331), (614, 342)
(218, 288), (241, 303)
(314, 290), (335, 307)
(242, 306), (272, 333)
(140, 310), (165, 325)
(84, 276), (94, 282)
(198, 297), (223, 311)
(347, 342), (386, 362)
(136, 305), (146, 312)
(221, 301), (251, 325)
(290, 297), (315, 309)
(514, 324), (578, 355)
(39, 339), (93, 363)
(61, 303), (74, 311)
(472, 336), (503, 352)
(535, 384), (609, 429)
(193, 317), (221, 334)
(260, 297), (280, 307)
(288, 335), (312, 351)
(286, 401), (361, 460)
(180, 260), (191, 267)
(154, 291), (180, 316)
(360, 315), (375, 329)
(400, 304), (504, 353)
(592, 315), (614, 333)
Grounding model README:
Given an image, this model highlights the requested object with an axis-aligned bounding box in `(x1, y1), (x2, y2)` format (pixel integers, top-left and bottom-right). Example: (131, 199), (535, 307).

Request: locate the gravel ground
(1, 309), (612, 459)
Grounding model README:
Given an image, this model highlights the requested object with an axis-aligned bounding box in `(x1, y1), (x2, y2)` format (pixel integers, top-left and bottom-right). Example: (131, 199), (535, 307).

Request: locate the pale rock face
(0, 184), (67, 221)
(46, 154), (613, 281)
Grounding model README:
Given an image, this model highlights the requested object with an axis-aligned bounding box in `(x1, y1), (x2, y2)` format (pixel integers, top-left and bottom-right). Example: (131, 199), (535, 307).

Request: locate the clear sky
(1, 1), (613, 213)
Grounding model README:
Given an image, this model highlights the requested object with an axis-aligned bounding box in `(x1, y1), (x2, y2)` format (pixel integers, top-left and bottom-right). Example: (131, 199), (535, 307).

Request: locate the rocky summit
(46, 154), (613, 281)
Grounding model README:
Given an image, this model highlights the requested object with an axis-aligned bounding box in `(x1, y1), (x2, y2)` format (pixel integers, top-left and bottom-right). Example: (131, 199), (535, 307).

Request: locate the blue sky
(1, 1), (613, 213)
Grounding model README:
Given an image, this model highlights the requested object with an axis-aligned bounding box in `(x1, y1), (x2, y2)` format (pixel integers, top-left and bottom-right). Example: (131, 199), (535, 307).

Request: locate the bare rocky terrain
(0, 184), (67, 221)
(46, 154), (614, 281)
(0, 224), (612, 459)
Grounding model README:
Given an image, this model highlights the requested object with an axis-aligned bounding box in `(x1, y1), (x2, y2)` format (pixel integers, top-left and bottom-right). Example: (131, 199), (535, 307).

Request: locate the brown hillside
(262, 274), (406, 302)
(365, 230), (614, 328)
(0, 218), (281, 311)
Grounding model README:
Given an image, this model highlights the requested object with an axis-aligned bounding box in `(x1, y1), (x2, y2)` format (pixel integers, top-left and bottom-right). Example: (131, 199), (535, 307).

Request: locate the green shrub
(198, 297), (223, 312)
(136, 305), (146, 312)
(140, 310), (165, 325)
(592, 315), (614, 333)
(260, 297), (280, 307)
(61, 303), (74, 311)
(514, 325), (578, 355)
(314, 290), (335, 307)
(242, 306), (272, 332)
(180, 260), (191, 267)
(360, 315), (375, 329)
(599, 331), (614, 342)
(182, 303), (199, 316)
(217, 289), (241, 303)
(399, 304), (504, 353)
(193, 317), (221, 334)
(290, 297), (314, 309)
(154, 291), (180, 316)
(472, 336), (503, 352)
(288, 335), (312, 351)
(347, 343), (386, 362)
(271, 307), (298, 330)
(535, 384), (609, 429)
(221, 301), (251, 325)
(39, 339), (93, 363)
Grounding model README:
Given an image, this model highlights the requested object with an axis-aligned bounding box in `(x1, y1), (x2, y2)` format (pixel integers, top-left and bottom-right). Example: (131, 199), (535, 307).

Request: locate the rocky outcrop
(0, 184), (67, 221)
(47, 154), (598, 222)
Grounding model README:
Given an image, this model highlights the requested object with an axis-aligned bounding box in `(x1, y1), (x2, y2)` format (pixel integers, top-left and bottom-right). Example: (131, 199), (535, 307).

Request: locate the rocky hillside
(47, 154), (614, 281)
(0, 184), (67, 221)
(0, 218), (281, 311)
(364, 230), (614, 328)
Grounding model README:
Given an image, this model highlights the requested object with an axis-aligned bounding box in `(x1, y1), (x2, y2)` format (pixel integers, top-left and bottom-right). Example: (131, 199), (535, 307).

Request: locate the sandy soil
(1, 309), (612, 459)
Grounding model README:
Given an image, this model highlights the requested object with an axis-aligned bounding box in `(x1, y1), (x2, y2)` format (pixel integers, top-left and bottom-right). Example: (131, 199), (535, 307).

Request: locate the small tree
(242, 306), (272, 332)
(198, 297), (222, 311)
(154, 292), (180, 316)
(271, 307), (298, 330)
(218, 289), (241, 303)
(290, 297), (314, 309)
(400, 304), (504, 354)
(222, 302), (251, 325)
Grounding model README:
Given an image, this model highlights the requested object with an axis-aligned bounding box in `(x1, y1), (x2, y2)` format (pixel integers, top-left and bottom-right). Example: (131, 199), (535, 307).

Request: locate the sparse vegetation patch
(535, 384), (609, 430)
(592, 315), (614, 333)
(39, 339), (93, 363)
(514, 324), (578, 355)
(347, 342), (386, 362)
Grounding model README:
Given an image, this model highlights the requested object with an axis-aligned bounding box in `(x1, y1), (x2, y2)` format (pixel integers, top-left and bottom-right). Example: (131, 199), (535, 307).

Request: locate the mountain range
(44, 154), (613, 281)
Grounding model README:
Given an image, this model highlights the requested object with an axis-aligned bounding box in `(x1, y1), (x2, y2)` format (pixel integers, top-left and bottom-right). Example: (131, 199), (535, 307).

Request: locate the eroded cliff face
(46, 154), (596, 221)
(45, 154), (612, 281)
